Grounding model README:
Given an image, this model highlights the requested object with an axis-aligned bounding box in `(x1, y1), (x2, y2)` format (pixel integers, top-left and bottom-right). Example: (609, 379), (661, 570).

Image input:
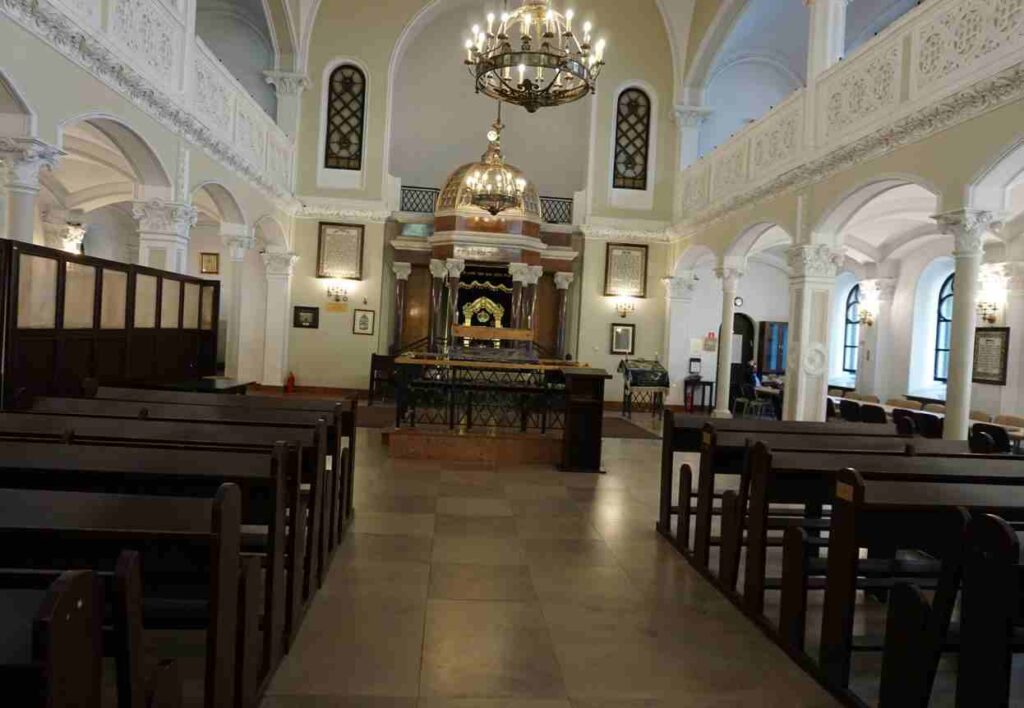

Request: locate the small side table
(683, 379), (715, 413)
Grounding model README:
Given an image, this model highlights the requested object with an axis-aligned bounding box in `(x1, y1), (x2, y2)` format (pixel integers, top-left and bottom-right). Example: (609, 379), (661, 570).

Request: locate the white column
(785, 245), (843, 421)
(934, 209), (997, 440)
(261, 251), (299, 386)
(0, 138), (61, 243)
(713, 264), (744, 418)
(132, 200), (198, 273)
(673, 106), (712, 170)
(855, 277), (896, 398)
(663, 273), (698, 405)
(263, 71), (309, 139)
(41, 207), (87, 254)
(221, 225), (254, 379)
(1002, 262), (1024, 416)
(805, 0), (849, 80)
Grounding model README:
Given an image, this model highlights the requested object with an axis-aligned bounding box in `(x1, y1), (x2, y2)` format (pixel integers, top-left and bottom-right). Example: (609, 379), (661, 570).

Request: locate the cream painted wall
(286, 218), (387, 388)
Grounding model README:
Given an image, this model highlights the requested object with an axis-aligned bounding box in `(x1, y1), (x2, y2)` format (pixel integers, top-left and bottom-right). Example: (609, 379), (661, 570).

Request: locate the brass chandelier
(465, 103), (527, 216)
(464, 0), (606, 113)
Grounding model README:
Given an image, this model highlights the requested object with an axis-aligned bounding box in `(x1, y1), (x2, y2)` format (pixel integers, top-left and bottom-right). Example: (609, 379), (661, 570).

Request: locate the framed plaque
(316, 223), (364, 279)
(353, 309), (375, 336)
(200, 252), (220, 275)
(972, 327), (1010, 385)
(293, 306), (320, 329)
(604, 243), (648, 297)
(610, 323), (635, 355)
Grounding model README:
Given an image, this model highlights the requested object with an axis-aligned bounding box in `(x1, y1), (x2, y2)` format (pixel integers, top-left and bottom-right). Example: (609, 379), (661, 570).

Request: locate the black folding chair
(838, 399), (861, 423)
(860, 404), (887, 424)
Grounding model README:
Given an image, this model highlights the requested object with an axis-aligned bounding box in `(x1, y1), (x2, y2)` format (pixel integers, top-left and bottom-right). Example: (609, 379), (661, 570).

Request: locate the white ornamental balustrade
(676, 0), (1024, 227)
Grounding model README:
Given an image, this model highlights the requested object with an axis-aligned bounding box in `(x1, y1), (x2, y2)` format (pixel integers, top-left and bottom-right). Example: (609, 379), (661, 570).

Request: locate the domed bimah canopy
(464, 0), (606, 113)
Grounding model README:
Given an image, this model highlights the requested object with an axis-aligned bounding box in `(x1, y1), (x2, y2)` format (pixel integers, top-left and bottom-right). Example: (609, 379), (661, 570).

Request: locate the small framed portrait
(972, 326), (1010, 385)
(317, 222), (364, 280)
(688, 357), (702, 375)
(610, 323), (636, 355)
(293, 306), (320, 329)
(604, 243), (648, 297)
(353, 309), (375, 336)
(200, 252), (220, 275)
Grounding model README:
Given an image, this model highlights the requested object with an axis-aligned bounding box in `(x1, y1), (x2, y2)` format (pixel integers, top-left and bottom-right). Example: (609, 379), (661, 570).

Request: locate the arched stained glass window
(934, 274), (954, 382)
(324, 65), (366, 171)
(843, 285), (860, 374)
(613, 88), (651, 191)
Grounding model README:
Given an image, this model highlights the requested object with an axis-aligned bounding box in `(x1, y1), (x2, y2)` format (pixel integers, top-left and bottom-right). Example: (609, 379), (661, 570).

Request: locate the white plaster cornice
(294, 196), (392, 223)
(540, 247), (579, 262)
(263, 70), (310, 97)
(429, 231), (549, 253)
(389, 237), (431, 253)
(580, 217), (671, 243)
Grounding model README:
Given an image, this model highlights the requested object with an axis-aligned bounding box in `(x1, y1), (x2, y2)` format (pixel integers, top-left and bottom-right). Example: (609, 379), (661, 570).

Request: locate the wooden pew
(819, 469), (1024, 696)
(19, 395), (352, 547)
(0, 551), (182, 708)
(657, 410), (899, 546)
(0, 439), (297, 685)
(0, 411), (332, 596)
(0, 484), (242, 708)
(0, 569), (102, 708)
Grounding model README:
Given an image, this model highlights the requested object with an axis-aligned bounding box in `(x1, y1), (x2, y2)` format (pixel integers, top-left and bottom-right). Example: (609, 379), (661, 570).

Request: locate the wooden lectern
(560, 367), (611, 473)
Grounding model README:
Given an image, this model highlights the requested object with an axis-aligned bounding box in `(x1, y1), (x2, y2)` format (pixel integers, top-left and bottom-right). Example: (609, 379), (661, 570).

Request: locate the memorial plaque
(604, 243), (648, 297)
(972, 326), (1009, 385)
(316, 223), (364, 279)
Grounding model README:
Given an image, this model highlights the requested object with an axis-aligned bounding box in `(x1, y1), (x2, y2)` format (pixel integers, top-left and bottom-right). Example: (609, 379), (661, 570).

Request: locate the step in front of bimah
(384, 426), (562, 465)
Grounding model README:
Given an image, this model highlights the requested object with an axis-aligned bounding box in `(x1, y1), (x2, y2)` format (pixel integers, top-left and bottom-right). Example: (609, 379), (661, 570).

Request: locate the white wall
(388, 2), (589, 198)
(82, 204), (136, 262)
(700, 61), (800, 156)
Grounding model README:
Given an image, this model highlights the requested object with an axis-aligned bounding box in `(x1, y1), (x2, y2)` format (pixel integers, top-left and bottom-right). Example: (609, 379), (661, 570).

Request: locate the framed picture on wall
(604, 243), (648, 297)
(316, 222), (364, 279)
(610, 323), (635, 355)
(972, 326), (1010, 385)
(353, 309), (375, 336)
(200, 252), (220, 275)
(293, 306), (320, 329)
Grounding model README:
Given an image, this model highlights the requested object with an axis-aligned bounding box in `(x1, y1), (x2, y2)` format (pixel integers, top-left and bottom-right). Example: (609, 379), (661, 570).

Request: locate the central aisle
(264, 429), (838, 707)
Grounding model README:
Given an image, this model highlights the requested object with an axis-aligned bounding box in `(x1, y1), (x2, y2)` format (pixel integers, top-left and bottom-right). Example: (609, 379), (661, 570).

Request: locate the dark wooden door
(401, 265), (431, 348)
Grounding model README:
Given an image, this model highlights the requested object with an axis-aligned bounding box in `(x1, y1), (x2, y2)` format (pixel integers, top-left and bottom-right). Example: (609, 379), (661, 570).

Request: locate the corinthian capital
(713, 265), (744, 292)
(508, 262), (530, 283)
(263, 71), (310, 96)
(132, 200), (198, 239)
(392, 262), (412, 281)
(663, 272), (697, 301)
(445, 258), (465, 279)
(0, 137), (62, 189)
(554, 272), (575, 291)
(429, 258), (448, 279)
(1003, 261), (1024, 292)
(263, 251), (299, 276)
(786, 244), (843, 279)
(932, 209), (999, 256)
(862, 277), (897, 304)
(523, 265), (544, 287)
(674, 104), (713, 128)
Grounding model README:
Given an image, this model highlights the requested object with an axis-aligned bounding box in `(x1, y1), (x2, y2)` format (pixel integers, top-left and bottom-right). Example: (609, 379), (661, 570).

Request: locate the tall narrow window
(843, 285), (860, 374)
(324, 65), (366, 171)
(934, 274), (954, 382)
(613, 88), (651, 191)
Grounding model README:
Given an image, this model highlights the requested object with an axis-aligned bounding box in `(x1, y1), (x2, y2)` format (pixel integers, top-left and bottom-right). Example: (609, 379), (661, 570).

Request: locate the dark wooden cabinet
(560, 368), (611, 473)
(758, 321), (788, 375)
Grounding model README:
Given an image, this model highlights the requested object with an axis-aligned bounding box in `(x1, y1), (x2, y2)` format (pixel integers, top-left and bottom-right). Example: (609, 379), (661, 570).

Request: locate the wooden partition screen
(0, 239), (220, 405)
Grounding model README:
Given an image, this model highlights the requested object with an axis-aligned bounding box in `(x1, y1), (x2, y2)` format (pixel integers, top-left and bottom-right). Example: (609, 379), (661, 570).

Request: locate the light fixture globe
(464, 0), (606, 113)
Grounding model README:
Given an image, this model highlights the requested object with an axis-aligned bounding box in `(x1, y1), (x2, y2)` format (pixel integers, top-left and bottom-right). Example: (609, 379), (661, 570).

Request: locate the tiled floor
(263, 427), (840, 707)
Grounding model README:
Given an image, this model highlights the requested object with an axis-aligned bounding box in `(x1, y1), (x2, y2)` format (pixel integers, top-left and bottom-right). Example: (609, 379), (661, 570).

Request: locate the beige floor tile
(321, 560), (431, 600)
(438, 482), (507, 499)
(356, 494), (439, 514)
(529, 566), (643, 608)
(503, 484), (571, 501)
(521, 539), (620, 569)
(515, 516), (601, 540)
(336, 533), (434, 565)
(437, 497), (514, 517)
(420, 701), (571, 708)
(434, 515), (520, 538)
(509, 499), (585, 517)
(429, 563), (537, 601)
(263, 697), (417, 707)
(431, 537), (526, 566)
(352, 512), (436, 537)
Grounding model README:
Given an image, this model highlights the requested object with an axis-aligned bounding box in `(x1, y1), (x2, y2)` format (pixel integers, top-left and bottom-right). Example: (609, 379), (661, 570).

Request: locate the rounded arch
(969, 135), (1024, 214)
(254, 215), (288, 252)
(725, 220), (792, 261)
(0, 68), (36, 138)
(683, 0), (749, 102)
(673, 243), (716, 274)
(191, 182), (247, 227)
(814, 174), (943, 243)
(56, 114), (172, 193)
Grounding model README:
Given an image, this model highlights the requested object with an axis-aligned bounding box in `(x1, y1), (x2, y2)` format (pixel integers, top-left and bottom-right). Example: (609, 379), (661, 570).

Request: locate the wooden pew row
(0, 551), (183, 708)
(0, 569), (103, 707)
(0, 411), (332, 597)
(85, 386), (360, 528)
(0, 439), (298, 690)
(0, 484), (242, 708)
(657, 410), (900, 545)
(18, 396), (353, 547)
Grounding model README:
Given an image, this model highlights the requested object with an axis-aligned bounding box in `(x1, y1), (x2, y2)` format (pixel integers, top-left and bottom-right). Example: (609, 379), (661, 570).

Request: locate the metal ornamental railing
(400, 187), (573, 225)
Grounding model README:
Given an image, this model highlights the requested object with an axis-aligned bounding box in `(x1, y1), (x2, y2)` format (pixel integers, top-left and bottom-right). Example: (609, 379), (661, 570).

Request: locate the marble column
(221, 225), (254, 379)
(445, 258), (465, 346)
(263, 71), (309, 139)
(784, 245), (844, 421)
(1001, 262), (1024, 416)
(554, 271), (575, 359)
(391, 262), (412, 352)
(508, 262), (530, 329)
(663, 273), (698, 405)
(805, 0), (849, 80)
(132, 200), (198, 274)
(934, 209), (998, 440)
(262, 251), (299, 386)
(521, 266), (544, 334)
(713, 264), (744, 418)
(0, 138), (61, 243)
(854, 277), (896, 399)
(428, 258), (447, 352)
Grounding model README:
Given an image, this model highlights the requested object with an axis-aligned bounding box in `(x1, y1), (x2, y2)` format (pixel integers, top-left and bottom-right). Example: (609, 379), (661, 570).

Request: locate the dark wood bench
(0, 411), (332, 598)
(0, 568), (103, 708)
(0, 551), (183, 708)
(0, 484), (242, 708)
(0, 439), (297, 687)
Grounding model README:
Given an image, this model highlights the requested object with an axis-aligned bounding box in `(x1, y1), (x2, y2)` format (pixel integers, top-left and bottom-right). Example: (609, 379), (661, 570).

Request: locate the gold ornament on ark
(464, 0), (606, 113)
(463, 296), (506, 326)
(464, 103), (528, 216)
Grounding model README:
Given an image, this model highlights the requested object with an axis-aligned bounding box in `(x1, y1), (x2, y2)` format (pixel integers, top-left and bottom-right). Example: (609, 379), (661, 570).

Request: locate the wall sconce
(326, 284), (348, 303)
(614, 298), (635, 319)
(858, 306), (875, 327)
(977, 300), (999, 324)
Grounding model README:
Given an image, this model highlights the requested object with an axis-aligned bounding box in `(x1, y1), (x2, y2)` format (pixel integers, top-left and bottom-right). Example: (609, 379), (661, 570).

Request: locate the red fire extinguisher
(285, 371), (296, 394)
